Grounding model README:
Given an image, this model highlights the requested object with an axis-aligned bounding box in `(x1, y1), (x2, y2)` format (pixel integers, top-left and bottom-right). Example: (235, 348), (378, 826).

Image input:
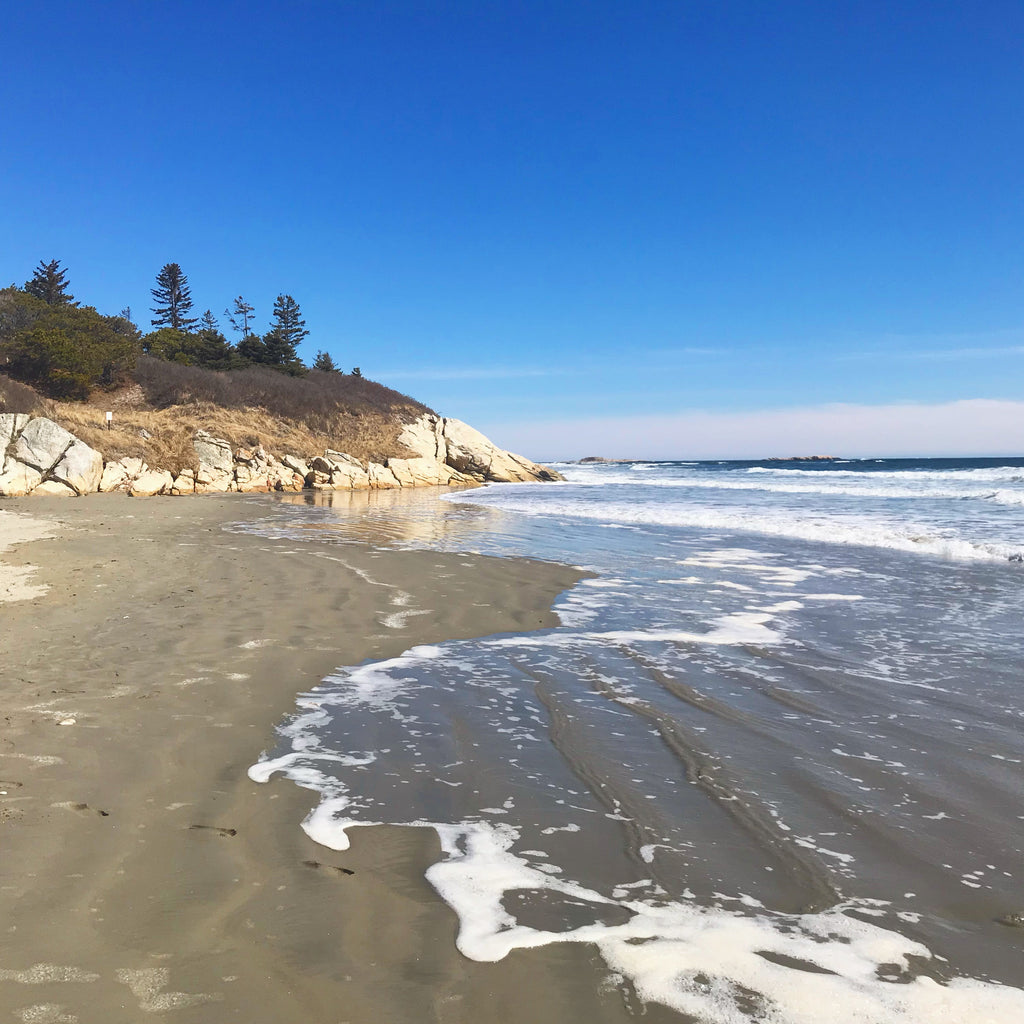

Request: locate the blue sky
(3, 1), (1023, 458)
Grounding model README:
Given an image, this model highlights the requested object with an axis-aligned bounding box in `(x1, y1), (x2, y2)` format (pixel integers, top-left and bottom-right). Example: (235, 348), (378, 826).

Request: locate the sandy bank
(0, 493), (654, 1024)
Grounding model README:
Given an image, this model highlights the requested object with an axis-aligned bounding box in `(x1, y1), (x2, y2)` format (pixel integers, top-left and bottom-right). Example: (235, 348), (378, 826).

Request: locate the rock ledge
(0, 412), (562, 498)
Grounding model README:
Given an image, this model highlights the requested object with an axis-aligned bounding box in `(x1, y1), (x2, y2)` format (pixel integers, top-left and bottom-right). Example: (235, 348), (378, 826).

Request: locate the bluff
(0, 412), (561, 498)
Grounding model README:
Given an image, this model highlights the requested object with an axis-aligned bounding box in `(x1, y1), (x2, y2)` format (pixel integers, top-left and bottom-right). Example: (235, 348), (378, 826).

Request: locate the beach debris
(188, 824), (237, 837)
(995, 912), (1024, 928)
(302, 859), (355, 876)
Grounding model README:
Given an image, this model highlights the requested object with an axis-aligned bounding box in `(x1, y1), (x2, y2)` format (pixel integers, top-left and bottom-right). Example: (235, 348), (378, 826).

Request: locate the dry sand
(0, 492), (664, 1024)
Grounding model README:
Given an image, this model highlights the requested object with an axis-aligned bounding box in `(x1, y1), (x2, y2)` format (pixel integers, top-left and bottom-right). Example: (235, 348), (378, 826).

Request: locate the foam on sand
(256, 782), (1024, 1023)
(0, 510), (55, 603)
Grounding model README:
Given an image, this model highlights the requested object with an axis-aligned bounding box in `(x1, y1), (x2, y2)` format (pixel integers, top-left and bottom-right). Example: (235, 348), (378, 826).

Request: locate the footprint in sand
(51, 802), (109, 817)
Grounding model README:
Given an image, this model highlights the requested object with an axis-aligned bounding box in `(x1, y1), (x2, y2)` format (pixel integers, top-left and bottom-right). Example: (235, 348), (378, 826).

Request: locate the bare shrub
(132, 357), (432, 427)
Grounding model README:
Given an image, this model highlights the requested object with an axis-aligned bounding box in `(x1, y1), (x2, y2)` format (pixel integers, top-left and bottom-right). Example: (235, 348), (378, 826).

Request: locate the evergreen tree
(119, 306), (134, 327)
(312, 350), (338, 372)
(185, 310), (235, 369)
(351, 366), (363, 378)
(225, 296), (255, 337)
(0, 289), (139, 398)
(263, 328), (306, 374)
(235, 332), (268, 364)
(25, 259), (75, 305)
(269, 294), (309, 351)
(260, 295), (308, 374)
(150, 263), (198, 330)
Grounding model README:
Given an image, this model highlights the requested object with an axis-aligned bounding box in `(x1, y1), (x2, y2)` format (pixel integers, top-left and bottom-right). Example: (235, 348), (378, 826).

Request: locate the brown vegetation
(5, 357), (436, 470)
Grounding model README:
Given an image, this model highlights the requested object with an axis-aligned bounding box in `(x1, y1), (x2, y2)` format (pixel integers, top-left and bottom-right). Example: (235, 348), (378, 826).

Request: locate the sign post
(105, 411), (113, 430)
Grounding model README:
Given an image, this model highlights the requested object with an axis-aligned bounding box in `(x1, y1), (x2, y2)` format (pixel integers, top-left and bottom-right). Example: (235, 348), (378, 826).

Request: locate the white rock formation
(0, 412), (560, 498)
(0, 457), (43, 497)
(129, 470), (174, 497)
(398, 414), (561, 484)
(32, 480), (78, 497)
(0, 417), (104, 498)
(11, 418), (77, 474)
(51, 440), (104, 495)
(0, 414), (31, 453)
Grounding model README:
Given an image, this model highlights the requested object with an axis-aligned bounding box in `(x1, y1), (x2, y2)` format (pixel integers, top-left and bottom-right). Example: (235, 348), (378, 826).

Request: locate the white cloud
(485, 399), (1024, 461)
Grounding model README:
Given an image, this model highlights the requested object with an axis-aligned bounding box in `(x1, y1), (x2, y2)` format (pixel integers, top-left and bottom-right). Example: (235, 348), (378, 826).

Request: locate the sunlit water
(240, 458), (1024, 1022)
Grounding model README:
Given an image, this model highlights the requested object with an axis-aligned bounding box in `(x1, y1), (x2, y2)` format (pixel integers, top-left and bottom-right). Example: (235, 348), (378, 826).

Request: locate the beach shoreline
(0, 493), (640, 1024)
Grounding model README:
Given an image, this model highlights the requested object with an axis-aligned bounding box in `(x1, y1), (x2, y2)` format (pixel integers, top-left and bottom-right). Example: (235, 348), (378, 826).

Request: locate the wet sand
(0, 494), (657, 1024)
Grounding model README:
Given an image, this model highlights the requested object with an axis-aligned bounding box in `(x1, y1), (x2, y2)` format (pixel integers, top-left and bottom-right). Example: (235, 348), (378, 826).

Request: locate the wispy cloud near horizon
(378, 366), (565, 381)
(839, 345), (1024, 362)
(485, 398), (1024, 462)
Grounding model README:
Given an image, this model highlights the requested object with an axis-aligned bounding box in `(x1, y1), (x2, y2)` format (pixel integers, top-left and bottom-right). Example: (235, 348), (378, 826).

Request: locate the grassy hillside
(1, 356), (434, 472)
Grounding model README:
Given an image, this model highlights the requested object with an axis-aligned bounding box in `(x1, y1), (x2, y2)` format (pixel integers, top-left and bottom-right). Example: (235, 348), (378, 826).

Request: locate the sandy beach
(0, 493), (647, 1024)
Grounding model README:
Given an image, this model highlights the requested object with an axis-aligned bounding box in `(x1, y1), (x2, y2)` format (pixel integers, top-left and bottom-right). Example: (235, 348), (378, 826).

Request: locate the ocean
(245, 457), (1024, 1022)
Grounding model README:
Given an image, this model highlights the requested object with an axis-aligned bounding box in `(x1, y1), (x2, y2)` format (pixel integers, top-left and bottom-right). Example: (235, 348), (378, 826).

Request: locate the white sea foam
(445, 488), (1022, 561)
(258, 789), (1024, 1023)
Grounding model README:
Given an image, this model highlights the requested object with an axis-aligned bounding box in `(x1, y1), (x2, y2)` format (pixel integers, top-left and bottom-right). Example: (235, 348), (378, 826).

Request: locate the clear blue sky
(3, 1), (1023, 457)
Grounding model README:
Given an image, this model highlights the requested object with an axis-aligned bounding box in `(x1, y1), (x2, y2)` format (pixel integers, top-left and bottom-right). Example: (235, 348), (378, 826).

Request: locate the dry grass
(51, 399), (417, 471)
(7, 358), (433, 470)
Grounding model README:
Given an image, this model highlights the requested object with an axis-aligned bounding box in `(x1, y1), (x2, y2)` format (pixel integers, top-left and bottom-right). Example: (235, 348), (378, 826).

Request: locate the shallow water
(243, 460), (1024, 1022)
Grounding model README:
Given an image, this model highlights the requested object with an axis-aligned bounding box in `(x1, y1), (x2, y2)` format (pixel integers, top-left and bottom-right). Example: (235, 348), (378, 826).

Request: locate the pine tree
(236, 332), (268, 364)
(193, 311), (235, 370)
(225, 296), (255, 338)
(269, 294), (309, 350)
(312, 350), (338, 372)
(264, 295), (308, 372)
(150, 263), (198, 330)
(25, 259), (75, 305)
(224, 296), (253, 339)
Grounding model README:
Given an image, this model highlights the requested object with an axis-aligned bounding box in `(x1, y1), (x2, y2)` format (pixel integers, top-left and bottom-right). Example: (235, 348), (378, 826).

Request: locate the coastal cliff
(0, 412), (561, 498)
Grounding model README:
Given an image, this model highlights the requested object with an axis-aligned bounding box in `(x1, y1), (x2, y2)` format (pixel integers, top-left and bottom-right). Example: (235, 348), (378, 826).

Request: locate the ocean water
(246, 458), (1024, 1022)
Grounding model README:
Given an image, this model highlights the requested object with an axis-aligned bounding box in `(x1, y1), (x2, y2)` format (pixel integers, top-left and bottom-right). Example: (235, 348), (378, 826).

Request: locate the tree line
(0, 259), (352, 400)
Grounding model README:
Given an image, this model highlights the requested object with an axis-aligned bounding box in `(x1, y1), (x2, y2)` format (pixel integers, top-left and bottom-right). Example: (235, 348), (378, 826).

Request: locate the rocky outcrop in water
(0, 413), (561, 498)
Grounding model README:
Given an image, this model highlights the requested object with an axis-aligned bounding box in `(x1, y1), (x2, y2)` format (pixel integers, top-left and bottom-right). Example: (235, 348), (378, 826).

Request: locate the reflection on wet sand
(271, 486), (527, 551)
